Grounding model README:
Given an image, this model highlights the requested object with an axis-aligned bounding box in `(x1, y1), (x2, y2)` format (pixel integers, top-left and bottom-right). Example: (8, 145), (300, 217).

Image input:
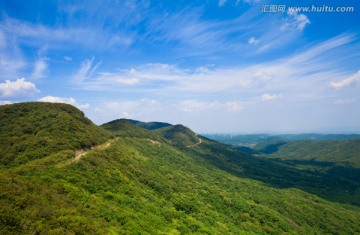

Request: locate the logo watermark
(262, 5), (355, 13)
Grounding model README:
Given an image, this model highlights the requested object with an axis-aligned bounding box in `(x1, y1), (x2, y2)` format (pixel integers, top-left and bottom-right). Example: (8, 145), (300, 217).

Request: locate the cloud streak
(261, 93), (283, 101)
(71, 34), (358, 105)
(31, 59), (47, 79)
(329, 70), (360, 89)
(0, 16), (133, 51)
(176, 100), (244, 113)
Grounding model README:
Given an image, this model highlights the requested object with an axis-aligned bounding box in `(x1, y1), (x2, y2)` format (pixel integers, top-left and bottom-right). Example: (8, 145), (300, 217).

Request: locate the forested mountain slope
(101, 118), (163, 141)
(127, 119), (172, 130)
(257, 139), (360, 168)
(0, 102), (110, 168)
(155, 124), (200, 147)
(1, 103), (360, 234)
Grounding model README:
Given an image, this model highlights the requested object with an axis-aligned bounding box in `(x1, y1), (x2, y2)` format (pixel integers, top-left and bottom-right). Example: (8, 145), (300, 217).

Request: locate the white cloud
(38, 96), (76, 104)
(176, 100), (244, 113)
(226, 102), (244, 112)
(281, 11), (310, 31)
(261, 93), (283, 101)
(77, 103), (90, 109)
(176, 100), (212, 113)
(0, 78), (39, 98)
(0, 100), (12, 105)
(97, 72), (139, 85)
(121, 111), (132, 119)
(73, 60), (186, 90)
(31, 59), (47, 79)
(252, 71), (275, 87)
(103, 99), (158, 111)
(218, 0), (227, 7)
(90, 98), (160, 123)
(37, 96), (90, 110)
(329, 70), (360, 89)
(248, 37), (259, 45)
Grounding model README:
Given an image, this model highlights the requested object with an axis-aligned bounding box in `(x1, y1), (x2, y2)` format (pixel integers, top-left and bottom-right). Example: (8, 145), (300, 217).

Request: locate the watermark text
(262, 5), (355, 13)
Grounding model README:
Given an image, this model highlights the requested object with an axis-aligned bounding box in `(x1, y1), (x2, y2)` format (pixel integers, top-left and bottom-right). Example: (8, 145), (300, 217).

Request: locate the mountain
(127, 119), (172, 130)
(101, 118), (163, 141)
(1, 103), (360, 234)
(279, 133), (360, 141)
(253, 140), (288, 154)
(156, 124), (200, 147)
(260, 139), (360, 168)
(0, 102), (110, 168)
(204, 133), (360, 147)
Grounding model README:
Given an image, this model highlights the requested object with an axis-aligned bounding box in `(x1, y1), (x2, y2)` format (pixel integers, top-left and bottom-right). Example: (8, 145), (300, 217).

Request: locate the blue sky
(0, 0), (359, 133)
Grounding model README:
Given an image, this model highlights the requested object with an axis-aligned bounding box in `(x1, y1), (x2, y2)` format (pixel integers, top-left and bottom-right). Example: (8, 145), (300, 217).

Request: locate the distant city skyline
(0, 0), (359, 133)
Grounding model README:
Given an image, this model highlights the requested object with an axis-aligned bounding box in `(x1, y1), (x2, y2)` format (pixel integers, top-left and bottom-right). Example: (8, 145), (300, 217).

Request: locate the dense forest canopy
(0, 102), (359, 234)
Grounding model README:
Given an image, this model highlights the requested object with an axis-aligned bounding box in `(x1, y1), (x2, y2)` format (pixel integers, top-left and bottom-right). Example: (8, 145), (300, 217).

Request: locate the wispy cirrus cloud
(73, 57), (101, 84)
(0, 16), (133, 51)
(255, 11), (310, 53)
(143, 5), (311, 57)
(72, 60), (185, 90)
(31, 58), (47, 79)
(71, 33), (359, 105)
(329, 70), (360, 89)
(0, 30), (26, 80)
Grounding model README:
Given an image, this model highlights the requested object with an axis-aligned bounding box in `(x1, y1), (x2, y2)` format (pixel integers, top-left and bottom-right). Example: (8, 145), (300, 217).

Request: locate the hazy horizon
(0, 0), (359, 133)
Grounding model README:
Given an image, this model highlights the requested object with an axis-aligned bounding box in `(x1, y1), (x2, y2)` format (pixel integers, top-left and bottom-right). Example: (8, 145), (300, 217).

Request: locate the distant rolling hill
(204, 133), (360, 147)
(101, 118), (163, 142)
(1, 102), (360, 234)
(155, 124), (200, 147)
(260, 139), (360, 168)
(253, 140), (288, 154)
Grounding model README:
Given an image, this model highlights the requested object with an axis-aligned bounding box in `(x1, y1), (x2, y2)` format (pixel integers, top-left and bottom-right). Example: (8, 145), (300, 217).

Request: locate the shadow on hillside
(188, 141), (360, 207)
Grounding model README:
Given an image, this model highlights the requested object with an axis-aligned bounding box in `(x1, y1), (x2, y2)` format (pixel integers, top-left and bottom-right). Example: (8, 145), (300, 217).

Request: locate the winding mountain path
(186, 137), (202, 148)
(73, 140), (113, 162)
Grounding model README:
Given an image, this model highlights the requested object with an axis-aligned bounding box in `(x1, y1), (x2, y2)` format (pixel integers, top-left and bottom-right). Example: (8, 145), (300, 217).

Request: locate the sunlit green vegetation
(1, 103), (360, 234)
(0, 102), (110, 168)
(156, 124), (199, 147)
(101, 118), (162, 141)
(262, 139), (360, 168)
(253, 140), (288, 154)
(127, 119), (172, 130)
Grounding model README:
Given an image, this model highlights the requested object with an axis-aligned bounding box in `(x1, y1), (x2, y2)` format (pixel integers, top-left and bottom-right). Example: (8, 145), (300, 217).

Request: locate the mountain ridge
(1, 102), (359, 234)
